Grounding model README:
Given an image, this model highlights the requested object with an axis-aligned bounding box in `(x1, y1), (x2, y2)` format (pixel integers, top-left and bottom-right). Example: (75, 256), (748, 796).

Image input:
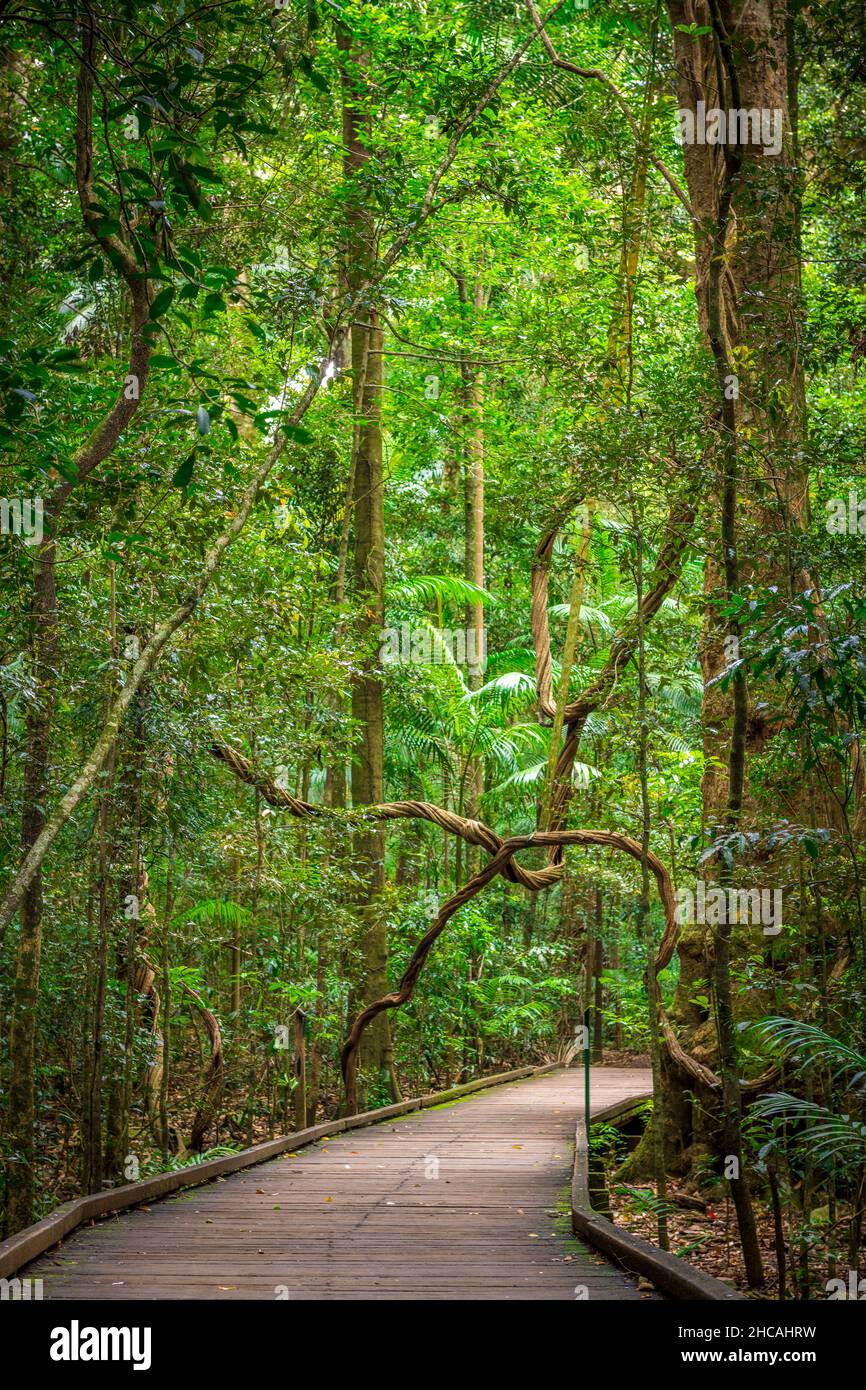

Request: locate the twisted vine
(210, 483), (726, 1113)
(210, 743), (716, 1112)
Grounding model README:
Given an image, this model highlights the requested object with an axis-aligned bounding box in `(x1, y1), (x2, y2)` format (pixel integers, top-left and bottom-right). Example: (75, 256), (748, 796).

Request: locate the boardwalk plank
(25, 1066), (656, 1301)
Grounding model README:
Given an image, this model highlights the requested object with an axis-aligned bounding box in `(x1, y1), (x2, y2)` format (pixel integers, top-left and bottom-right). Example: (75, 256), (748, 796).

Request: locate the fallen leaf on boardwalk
(324, 1196), (333, 1202)
(217, 1286), (237, 1291)
(255, 1188), (266, 1194)
(205, 1219), (214, 1224)
(528, 1233), (539, 1238)
(511, 1145), (523, 1150)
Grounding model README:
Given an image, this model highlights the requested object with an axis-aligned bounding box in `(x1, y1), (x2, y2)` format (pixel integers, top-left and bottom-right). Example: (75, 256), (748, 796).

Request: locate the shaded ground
(611, 1181), (860, 1300)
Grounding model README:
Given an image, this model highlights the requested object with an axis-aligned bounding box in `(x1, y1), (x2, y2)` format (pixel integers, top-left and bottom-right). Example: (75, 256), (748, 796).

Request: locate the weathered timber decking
(25, 1066), (655, 1300)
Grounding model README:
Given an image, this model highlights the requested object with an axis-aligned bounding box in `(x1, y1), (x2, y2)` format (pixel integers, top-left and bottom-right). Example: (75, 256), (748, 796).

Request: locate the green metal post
(583, 1005), (591, 1129)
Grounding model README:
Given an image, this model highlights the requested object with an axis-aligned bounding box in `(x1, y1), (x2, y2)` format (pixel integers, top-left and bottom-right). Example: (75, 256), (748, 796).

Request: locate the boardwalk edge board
(0, 1061), (561, 1280)
(571, 1096), (749, 1302)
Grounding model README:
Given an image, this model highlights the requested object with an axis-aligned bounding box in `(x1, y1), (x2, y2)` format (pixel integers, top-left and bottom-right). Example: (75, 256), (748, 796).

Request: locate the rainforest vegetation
(0, 0), (865, 1299)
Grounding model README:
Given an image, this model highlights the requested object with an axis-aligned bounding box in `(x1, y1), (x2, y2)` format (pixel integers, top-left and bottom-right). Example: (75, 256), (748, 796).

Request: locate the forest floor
(591, 1050), (861, 1299)
(611, 1184), (781, 1295)
(610, 1169), (861, 1299)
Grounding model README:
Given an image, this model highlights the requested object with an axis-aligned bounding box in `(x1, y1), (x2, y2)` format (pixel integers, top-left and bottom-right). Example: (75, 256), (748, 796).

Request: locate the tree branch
(524, 0), (696, 221)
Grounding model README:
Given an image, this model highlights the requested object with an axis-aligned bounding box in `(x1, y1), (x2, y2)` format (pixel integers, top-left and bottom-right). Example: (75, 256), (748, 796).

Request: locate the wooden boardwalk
(26, 1067), (654, 1300)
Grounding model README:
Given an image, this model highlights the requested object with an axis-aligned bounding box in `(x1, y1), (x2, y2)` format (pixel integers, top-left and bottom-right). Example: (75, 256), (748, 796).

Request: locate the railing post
(582, 1008), (612, 1216)
(583, 1005), (591, 1130)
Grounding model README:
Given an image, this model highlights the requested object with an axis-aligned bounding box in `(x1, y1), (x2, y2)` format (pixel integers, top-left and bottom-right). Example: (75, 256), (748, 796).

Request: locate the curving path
(26, 1067), (654, 1300)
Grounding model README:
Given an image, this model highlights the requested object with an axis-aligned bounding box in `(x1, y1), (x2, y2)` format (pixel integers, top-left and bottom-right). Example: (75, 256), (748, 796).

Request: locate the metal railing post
(583, 1005), (591, 1128)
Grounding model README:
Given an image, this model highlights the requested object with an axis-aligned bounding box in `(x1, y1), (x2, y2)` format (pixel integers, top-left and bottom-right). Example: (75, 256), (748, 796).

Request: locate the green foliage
(747, 1019), (866, 1175)
(0, 0), (863, 1264)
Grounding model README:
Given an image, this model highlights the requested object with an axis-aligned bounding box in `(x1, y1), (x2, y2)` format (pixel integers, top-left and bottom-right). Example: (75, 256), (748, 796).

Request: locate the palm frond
(387, 698), (453, 767)
(383, 620), (470, 697)
(387, 574), (492, 609)
(749, 1093), (866, 1169)
(548, 602), (615, 639)
(475, 721), (547, 768)
(746, 1017), (866, 1087)
(177, 899), (252, 928)
(482, 752), (599, 802)
(462, 669), (537, 714)
(482, 758), (548, 799)
(571, 757), (602, 788)
(657, 730), (698, 755)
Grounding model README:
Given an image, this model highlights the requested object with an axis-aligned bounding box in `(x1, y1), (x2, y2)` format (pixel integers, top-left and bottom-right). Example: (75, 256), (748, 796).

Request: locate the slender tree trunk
(5, 536), (57, 1229)
(159, 842), (174, 1159)
(307, 927), (328, 1125)
(538, 42), (655, 845)
(5, 31), (154, 1224)
(635, 516), (669, 1251)
(292, 1009), (307, 1132)
(459, 273), (487, 878)
(338, 17), (398, 1112)
(611, 935), (623, 1050)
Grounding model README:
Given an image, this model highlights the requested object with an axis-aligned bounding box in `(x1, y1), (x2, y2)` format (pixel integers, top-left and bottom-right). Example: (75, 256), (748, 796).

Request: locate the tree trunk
(5, 32), (155, 1225)
(338, 16), (398, 1112)
(663, 0), (811, 1174)
(459, 273), (487, 879)
(5, 536), (57, 1228)
(159, 842), (174, 1159)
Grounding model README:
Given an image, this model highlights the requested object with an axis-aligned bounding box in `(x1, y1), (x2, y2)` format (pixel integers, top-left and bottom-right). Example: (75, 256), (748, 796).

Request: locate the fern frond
(387, 574), (492, 610)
